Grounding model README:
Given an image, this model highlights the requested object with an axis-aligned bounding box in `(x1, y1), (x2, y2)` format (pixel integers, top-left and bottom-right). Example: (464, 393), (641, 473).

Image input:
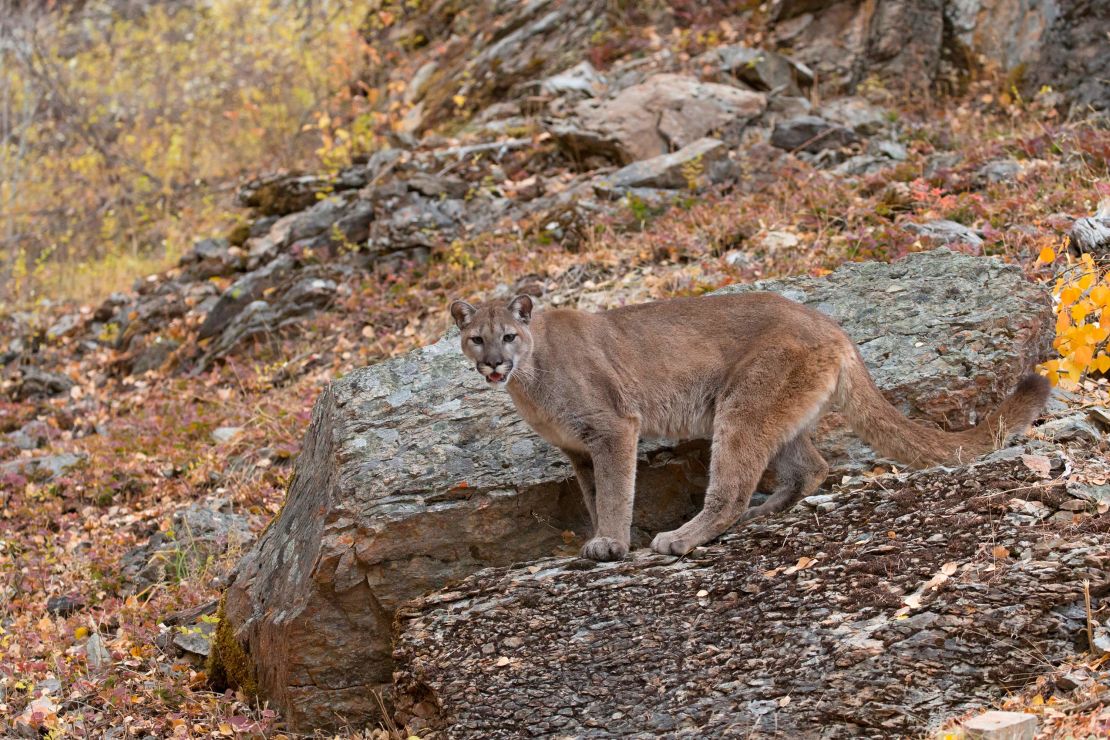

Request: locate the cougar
(449, 292), (1049, 561)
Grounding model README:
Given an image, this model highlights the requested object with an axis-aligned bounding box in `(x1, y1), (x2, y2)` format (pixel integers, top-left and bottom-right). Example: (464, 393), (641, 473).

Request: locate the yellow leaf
(1095, 354), (1110, 374)
(992, 545), (1010, 559)
(74, 626), (89, 639)
(1036, 246), (1056, 264)
(1090, 285), (1110, 307)
(1071, 301), (1091, 324)
(452, 94), (467, 108)
(1055, 311), (1070, 334)
(1059, 286), (1081, 306)
(1073, 345), (1094, 367)
(1032, 694), (1045, 706)
(1079, 272), (1096, 292)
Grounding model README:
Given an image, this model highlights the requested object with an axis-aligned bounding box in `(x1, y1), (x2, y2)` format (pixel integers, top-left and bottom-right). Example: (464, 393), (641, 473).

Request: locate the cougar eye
(503, 333), (517, 343)
(470, 336), (483, 345)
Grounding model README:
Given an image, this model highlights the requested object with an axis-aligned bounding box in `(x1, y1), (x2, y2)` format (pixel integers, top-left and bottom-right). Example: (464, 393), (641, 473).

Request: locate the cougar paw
(738, 505), (768, 525)
(650, 530), (692, 557)
(581, 536), (628, 561)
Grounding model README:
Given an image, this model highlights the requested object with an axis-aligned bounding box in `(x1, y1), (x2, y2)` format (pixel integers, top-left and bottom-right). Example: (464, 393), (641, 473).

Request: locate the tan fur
(450, 292), (1050, 561)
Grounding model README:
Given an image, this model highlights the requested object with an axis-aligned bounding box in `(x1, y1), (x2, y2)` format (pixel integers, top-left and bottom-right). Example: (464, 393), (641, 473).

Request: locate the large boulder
(1026, 0), (1109, 112)
(392, 455), (1110, 737)
(216, 249), (1051, 731)
(695, 43), (814, 95)
(601, 138), (734, 191)
(767, 0), (1103, 107)
(770, 115), (861, 153)
(769, 0), (946, 92)
(549, 74), (766, 166)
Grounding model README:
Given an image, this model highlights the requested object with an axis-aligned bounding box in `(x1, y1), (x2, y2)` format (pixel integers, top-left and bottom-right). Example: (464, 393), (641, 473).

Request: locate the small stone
(601, 138), (731, 191)
(86, 632), (112, 670)
(976, 159), (1023, 185)
(211, 427), (243, 445)
(758, 230), (801, 255)
(539, 60), (605, 98)
(821, 97), (889, 135)
(963, 711), (1037, 740)
(905, 220), (984, 247)
(770, 116), (860, 153)
(46, 594), (84, 616)
(1039, 413), (1103, 443)
(37, 678), (62, 695)
(172, 621), (215, 657)
(723, 250), (754, 268)
(0, 453), (86, 482)
(1091, 623), (1110, 656)
(869, 139), (907, 161)
(46, 314), (82, 341)
(1055, 669), (1092, 692)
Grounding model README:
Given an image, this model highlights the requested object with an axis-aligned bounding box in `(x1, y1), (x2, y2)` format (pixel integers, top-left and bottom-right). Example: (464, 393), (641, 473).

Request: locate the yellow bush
(1038, 245), (1110, 386)
(0, 0), (371, 307)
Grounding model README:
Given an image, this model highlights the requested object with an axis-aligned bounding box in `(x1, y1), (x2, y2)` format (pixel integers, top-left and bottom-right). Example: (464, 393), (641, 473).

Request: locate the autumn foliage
(0, 0), (370, 306)
(1039, 247), (1110, 385)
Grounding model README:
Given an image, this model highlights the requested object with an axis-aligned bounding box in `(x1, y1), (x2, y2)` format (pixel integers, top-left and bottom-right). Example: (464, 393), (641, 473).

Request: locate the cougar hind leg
(741, 430), (828, 525)
(650, 344), (839, 556)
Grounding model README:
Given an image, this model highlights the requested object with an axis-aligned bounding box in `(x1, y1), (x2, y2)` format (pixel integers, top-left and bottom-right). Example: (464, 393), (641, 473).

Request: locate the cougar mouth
(487, 372), (504, 383)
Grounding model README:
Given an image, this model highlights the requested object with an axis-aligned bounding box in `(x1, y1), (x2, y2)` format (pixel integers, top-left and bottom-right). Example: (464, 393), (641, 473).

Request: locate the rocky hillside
(1, 0), (1109, 737)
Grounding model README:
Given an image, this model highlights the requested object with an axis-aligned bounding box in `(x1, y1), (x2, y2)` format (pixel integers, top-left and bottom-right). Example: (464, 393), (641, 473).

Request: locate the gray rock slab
(600, 138), (731, 191)
(392, 457), (1104, 737)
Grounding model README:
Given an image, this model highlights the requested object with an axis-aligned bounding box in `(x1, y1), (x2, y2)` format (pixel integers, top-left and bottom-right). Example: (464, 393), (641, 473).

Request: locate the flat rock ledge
(393, 456), (1110, 738)
(218, 249), (1051, 731)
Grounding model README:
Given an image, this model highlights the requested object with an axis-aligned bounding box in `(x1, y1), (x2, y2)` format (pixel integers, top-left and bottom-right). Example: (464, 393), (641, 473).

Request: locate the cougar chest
(508, 383), (588, 453)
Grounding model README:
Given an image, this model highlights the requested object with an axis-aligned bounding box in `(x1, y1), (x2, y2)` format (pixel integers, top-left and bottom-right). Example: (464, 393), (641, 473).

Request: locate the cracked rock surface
(393, 455), (1110, 738)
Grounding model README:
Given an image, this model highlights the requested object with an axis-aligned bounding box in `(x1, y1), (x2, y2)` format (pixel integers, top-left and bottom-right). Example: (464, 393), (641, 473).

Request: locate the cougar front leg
(563, 449), (597, 533)
(580, 423), (639, 561)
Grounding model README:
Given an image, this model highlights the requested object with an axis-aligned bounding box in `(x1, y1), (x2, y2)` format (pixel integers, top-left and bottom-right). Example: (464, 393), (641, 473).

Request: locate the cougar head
(449, 295), (534, 387)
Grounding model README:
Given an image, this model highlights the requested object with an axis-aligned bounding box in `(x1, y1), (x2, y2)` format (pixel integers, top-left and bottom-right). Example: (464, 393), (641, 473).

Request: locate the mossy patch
(206, 592), (257, 697)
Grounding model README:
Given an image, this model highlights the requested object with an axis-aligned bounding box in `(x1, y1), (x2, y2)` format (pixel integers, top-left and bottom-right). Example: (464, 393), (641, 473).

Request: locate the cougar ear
(450, 300), (476, 329)
(508, 294), (533, 324)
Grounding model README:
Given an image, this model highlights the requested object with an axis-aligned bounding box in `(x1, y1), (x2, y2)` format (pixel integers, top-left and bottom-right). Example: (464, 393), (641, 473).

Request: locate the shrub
(1038, 244), (1110, 386)
(0, 0), (370, 307)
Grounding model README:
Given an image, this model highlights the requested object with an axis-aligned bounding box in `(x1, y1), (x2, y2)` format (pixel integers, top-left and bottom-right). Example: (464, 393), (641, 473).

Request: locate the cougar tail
(837, 349), (1051, 467)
